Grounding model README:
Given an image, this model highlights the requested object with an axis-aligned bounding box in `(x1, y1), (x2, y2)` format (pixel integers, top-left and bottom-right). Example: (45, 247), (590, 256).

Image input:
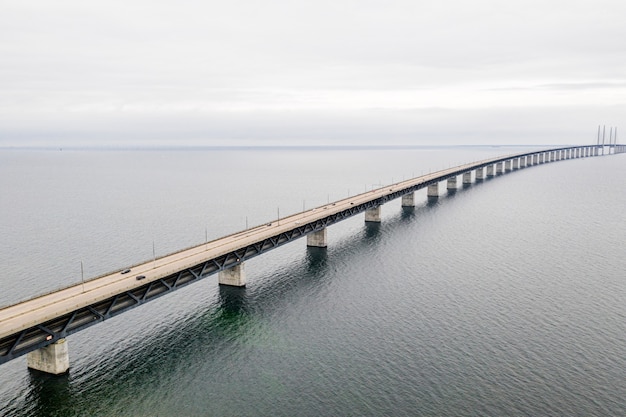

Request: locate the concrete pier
(463, 171), (472, 184)
(476, 167), (484, 180)
(427, 183), (439, 197)
(307, 228), (327, 247)
(401, 192), (415, 207)
(218, 263), (246, 287)
(486, 165), (495, 177)
(496, 162), (504, 174)
(520, 157), (527, 168)
(513, 158), (519, 169)
(27, 339), (70, 375)
(365, 206), (381, 222)
(505, 160), (512, 171)
(447, 176), (457, 190)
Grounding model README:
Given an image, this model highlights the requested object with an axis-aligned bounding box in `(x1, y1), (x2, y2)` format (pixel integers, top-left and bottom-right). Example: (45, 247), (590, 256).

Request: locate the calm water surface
(1, 146), (625, 416)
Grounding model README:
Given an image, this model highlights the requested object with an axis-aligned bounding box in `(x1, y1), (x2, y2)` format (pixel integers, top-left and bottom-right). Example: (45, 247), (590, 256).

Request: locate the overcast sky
(1, 0), (624, 147)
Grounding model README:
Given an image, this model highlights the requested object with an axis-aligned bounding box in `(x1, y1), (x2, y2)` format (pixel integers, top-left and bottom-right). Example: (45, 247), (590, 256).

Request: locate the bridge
(1, 144), (623, 374)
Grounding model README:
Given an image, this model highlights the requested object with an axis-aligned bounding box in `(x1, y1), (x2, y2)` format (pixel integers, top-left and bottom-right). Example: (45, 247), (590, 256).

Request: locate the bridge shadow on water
(21, 370), (72, 417)
(16, 174), (505, 416)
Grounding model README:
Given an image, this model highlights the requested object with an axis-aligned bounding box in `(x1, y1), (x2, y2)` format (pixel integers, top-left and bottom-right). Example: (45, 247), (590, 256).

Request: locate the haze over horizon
(1, 1), (624, 148)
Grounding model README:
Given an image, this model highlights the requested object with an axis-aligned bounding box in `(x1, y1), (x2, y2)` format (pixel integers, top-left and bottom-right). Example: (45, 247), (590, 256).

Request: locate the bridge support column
(447, 176), (457, 191)
(512, 158), (519, 169)
(476, 167), (484, 180)
(365, 206), (381, 222)
(307, 228), (327, 247)
(401, 192), (415, 207)
(219, 263), (246, 287)
(27, 338), (70, 375)
(533, 154), (539, 164)
(427, 183), (439, 197)
(463, 171), (472, 184)
(505, 160), (512, 171)
(519, 157), (527, 168)
(486, 165), (495, 177)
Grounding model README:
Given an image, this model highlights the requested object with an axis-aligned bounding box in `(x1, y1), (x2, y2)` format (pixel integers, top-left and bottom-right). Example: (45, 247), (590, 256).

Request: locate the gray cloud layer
(1, 0), (625, 147)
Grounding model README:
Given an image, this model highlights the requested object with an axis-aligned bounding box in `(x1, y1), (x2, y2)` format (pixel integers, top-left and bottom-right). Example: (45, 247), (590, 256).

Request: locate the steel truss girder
(0, 196), (382, 364)
(0, 145), (598, 365)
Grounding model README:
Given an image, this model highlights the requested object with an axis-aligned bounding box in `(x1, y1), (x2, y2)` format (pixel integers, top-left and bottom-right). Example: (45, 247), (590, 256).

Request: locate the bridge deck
(0, 146), (606, 363)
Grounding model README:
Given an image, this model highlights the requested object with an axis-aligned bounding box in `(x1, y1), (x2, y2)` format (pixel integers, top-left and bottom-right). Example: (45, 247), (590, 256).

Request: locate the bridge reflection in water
(0, 144), (623, 374)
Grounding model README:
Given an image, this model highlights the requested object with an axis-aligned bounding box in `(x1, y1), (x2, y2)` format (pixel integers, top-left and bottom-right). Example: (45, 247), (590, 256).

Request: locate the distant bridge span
(1, 144), (623, 374)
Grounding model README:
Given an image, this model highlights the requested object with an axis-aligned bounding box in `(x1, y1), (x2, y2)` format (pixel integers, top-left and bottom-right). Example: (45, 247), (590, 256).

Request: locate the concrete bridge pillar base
(486, 165), (495, 177)
(401, 192), (415, 207)
(496, 162), (504, 174)
(307, 228), (328, 247)
(476, 167), (484, 180)
(427, 183), (439, 197)
(27, 338), (70, 375)
(447, 176), (457, 190)
(365, 206), (381, 222)
(219, 263), (246, 287)
(463, 172), (472, 184)
(513, 158), (519, 169)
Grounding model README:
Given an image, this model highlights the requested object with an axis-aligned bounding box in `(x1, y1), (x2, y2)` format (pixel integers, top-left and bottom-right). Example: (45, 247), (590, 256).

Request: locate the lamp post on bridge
(80, 261), (85, 293)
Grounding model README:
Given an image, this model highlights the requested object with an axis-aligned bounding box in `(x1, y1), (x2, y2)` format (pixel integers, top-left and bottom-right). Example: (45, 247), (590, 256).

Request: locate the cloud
(1, 0), (625, 147)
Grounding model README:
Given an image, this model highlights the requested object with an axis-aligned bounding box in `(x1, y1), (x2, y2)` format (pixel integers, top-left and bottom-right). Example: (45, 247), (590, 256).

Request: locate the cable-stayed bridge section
(0, 144), (623, 374)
